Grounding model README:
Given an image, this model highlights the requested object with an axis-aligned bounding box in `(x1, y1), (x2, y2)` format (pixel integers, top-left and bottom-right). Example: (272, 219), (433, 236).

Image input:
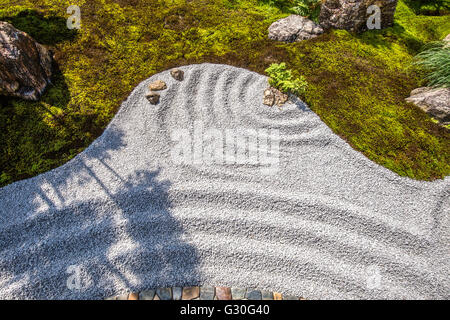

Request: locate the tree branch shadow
(0, 126), (200, 299)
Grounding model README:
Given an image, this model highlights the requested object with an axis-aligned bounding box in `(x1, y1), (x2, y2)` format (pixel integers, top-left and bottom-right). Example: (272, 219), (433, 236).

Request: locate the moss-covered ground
(0, 0), (449, 186)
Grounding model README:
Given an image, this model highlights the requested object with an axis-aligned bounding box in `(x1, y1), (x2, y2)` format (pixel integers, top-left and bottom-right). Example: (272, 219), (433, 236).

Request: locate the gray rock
(319, 0), (398, 33)
(156, 287), (172, 300)
(231, 287), (246, 300)
(283, 295), (298, 300)
(200, 286), (215, 300)
(170, 68), (184, 81)
(268, 15), (323, 43)
(0, 21), (53, 100)
(246, 289), (262, 300)
(139, 290), (155, 300)
(405, 87), (450, 125)
(146, 91), (160, 105)
(172, 287), (182, 300)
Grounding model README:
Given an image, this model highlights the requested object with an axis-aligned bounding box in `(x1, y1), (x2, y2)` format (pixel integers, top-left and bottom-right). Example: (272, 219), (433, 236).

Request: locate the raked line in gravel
(0, 64), (448, 300)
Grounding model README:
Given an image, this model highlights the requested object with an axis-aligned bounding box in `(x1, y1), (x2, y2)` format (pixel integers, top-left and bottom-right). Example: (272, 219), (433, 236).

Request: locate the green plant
(414, 41), (450, 87)
(404, 0), (450, 15)
(265, 62), (308, 96)
(259, 0), (322, 20)
(291, 0), (322, 20)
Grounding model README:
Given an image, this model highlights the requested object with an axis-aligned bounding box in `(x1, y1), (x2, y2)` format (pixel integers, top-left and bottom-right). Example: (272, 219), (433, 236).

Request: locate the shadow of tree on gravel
(0, 126), (200, 299)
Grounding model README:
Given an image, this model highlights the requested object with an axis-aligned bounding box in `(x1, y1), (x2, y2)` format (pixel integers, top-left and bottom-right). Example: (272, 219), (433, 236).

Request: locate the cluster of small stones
(145, 68), (184, 105)
(105, 286), (307, 300)
(263, 87), (289, 107)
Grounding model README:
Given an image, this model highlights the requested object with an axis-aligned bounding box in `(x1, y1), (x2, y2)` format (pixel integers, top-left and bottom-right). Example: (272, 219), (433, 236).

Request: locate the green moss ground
(0, 0), (449, 186)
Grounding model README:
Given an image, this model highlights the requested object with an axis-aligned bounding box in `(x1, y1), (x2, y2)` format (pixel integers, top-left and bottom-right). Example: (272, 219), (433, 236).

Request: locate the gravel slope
(0, 64), (448, 300)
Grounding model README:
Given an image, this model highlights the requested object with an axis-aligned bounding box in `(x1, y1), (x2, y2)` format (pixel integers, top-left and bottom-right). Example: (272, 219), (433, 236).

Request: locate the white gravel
(0, 63), (448, 300)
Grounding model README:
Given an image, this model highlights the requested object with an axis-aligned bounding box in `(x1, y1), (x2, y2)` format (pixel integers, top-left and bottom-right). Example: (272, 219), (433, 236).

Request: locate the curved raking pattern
(0, 64), (448, 300)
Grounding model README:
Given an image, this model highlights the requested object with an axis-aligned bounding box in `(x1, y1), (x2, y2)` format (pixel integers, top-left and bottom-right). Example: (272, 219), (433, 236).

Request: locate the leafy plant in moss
(292, 0), (322, 21)
(259, 0), (322, 21)
(414, 40), (450, 87)
(404, 0), (450, 15)
(265, 62), (308, 96)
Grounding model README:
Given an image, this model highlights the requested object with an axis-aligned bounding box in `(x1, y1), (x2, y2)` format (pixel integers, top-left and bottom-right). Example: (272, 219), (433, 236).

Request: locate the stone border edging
(105, 286), (307, 300)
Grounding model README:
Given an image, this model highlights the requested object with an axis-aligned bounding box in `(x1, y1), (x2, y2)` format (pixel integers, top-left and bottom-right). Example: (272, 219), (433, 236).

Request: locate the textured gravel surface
(0, 64), (448, 300)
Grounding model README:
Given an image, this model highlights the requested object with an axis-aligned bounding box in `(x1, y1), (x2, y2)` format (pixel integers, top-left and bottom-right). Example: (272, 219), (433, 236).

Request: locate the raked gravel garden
(0, 0), (449, 300)
(0, 64), (448, 300)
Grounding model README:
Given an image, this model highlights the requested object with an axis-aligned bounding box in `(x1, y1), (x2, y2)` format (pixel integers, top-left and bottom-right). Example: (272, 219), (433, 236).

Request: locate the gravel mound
(0, 64), (448, 300)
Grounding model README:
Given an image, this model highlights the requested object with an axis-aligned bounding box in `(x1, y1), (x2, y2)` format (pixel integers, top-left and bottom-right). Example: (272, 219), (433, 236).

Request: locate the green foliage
(259, 0), (322, 21)
(291, 0), (322, 20)
(414, 41), (450, 87)
(265, 62), (308, 96)
(404, 0), (450, 14)
(0, 0), (449, 186)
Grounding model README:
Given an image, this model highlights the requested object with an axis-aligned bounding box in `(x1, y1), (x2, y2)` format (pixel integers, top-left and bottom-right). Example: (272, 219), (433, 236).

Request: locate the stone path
(106, 286), (306, 300)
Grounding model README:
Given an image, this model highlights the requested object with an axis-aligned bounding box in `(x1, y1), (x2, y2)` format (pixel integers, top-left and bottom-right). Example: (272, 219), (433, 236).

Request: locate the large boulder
(0, 21), (53, 100)
(319, 0), (398, 33)
(268, 15), (324, 42)
(406, 87), (450, 125)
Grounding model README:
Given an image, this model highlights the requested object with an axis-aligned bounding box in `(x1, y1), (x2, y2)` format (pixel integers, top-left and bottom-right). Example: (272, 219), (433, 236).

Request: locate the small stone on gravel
(263, 88), (275, 106)
(149, 80), (167, 91)
(146, 92), (160, 105)
(263, 87), (289, 107)
(170, 68), (184, 81)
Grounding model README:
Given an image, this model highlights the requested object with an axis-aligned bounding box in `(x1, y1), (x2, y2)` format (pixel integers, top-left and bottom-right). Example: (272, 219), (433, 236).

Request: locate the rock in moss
(319, 0), (398, 33)
(268, 15), (323, 43)
(0, 21), (53, 100)
(406, 87), (450, 125)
